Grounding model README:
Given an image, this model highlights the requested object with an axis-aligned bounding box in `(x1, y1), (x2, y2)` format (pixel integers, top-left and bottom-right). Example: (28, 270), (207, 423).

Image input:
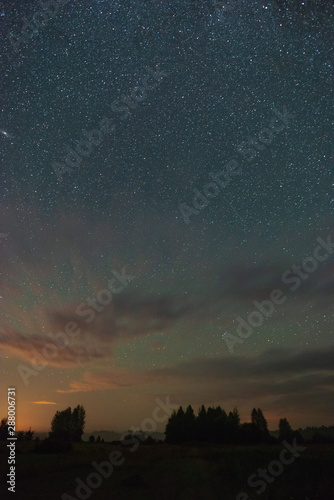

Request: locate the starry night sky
(0, 0), (333, 432)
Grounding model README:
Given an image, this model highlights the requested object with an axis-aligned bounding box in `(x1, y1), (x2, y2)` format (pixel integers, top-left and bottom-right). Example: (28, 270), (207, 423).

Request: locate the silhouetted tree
(176, 407), (187, 443)
(165, 409), (178, 443)
(144, 435), (155, 445)
(164, 402), (322, 445)
(279, 417), (304, 444)
(279, 418), (293, 441)
(0, 418), (8, 441)
(226, 408), (241, 443)
(196, 405), (208, 442)
(251, 408), (271, 442)
(25, 428), (34, 441)
(89, 435), (95, 443)
(215, 407), (228, 443)
(49, 405), (85, 442)
(206, 406), (226, 443)
(15, 428), (35, 442)
(240, 422), (262, 444)
(50, 407), (71, 441)
(184, 405), (196, 441)
(251, 408), (268, 433)
(166, 404), (243, 444)
(165, 407), (189, 443)
(71, 405), (86, 442)
(17, 430), (25, 442)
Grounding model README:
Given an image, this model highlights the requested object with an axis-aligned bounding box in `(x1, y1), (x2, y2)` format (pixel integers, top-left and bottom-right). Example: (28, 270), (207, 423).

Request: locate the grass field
(1, 441), (333, 499)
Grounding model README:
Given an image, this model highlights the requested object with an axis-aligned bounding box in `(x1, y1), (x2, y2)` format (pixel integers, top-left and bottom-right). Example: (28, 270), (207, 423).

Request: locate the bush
(143, 436), (156, 445)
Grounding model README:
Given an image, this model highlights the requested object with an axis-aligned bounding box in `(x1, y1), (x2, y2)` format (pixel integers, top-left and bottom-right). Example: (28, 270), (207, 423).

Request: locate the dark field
(1, 441), (333, 500)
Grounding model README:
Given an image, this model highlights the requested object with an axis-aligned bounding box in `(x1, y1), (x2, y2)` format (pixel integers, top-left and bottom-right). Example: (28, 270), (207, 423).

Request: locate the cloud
(32, 401), (56, 405)
(0, 327), (108, 367)
(217, 260), (334, 302)
(46, 291), (202, 344)
(57, 344), (334, 400)
(153, 344), (334, 380)
(56, 368), (149, 393)
(0, 289), (204, 368)
(217, 264), (285, 300)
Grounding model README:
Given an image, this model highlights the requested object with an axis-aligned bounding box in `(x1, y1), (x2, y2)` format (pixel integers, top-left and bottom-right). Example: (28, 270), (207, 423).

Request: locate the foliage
(278, 417), (305, 444)
(165, 405), (276, 445)
(278, 417), (293, 441)
(25, 428), (34, 441)
(16, 428), (35, 441)
(49, 405), (86, 442)
(0, 418), (8, 441)
(251, 408), (271, 442)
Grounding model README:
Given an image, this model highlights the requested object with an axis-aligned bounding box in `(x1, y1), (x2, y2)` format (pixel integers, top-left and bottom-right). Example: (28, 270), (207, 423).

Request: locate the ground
(0, 441), (333, 499)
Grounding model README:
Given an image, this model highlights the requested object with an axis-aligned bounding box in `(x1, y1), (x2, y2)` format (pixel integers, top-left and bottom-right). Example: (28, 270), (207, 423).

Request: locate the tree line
(165, 405), (303, 445)
(0, 418), (34, 441)
(3, 404), (332, 448)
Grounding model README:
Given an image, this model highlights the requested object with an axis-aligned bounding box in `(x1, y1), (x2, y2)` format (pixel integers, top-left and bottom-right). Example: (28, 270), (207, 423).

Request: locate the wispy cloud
(0, 289), (204, 368)
(32, 401), (57, 405)
(0, 327), (108, 367)
(56, 368), (149, 393)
